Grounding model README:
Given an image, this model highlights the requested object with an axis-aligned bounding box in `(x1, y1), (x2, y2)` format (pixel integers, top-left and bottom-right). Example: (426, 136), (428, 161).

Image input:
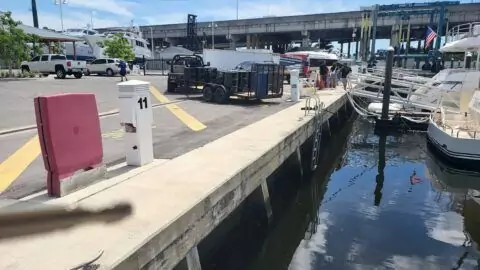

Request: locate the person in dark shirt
(340, 65), (352, 90)
(119, 60), (128, 82)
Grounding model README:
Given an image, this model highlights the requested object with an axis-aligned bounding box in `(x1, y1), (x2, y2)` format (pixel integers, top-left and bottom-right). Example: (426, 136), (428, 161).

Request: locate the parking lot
(0, 74), (294, 199)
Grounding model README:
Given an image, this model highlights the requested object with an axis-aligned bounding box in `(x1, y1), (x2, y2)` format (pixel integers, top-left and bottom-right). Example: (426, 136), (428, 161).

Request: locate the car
(85, 58), (131, 76)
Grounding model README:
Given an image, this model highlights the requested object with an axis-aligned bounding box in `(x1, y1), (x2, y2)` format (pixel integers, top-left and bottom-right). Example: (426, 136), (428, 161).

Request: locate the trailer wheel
(214, 85), (229, 104)
(167, 80), (177, 93)
(202, 85), (214, 102)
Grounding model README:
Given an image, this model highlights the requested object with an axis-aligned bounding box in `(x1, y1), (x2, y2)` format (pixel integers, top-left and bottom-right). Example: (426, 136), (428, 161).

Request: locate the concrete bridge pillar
(301, 30), (310, 47)
(164, 37), (178, 46)
(228, 34), (239, 50)
(246, 34), (251, 49)
(347, 42), (351, 58)
(340, 42), (343, 55)
(355, 40), (359, 60)
(253, 35), (259, 49)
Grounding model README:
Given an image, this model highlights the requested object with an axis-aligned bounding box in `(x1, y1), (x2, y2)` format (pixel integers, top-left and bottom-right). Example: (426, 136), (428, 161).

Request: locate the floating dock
(0, 90), (347, 270)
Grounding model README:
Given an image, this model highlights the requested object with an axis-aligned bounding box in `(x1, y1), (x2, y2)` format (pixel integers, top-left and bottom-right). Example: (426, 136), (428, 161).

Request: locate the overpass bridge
(96, 2), (480, 56)
(111, 2), (480, 52)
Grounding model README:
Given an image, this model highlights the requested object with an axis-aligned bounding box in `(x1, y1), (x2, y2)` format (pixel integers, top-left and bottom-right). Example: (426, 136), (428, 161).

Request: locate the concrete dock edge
(114, 91), (347, 270)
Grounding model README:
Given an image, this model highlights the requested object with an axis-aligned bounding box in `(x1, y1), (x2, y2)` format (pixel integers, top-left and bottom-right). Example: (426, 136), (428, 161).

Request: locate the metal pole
(370, 4), (379, 62)
(150, 27), (154, 59)
(435, 6), (446, 51)
(404, 21), (411, 68)
(211, 21), (215, 49)
(360, 14), (365, 60)
(59, 1), (64, 31)
(31, 0), (39, 28)
(366, 15), (372, 60)
(236, 0), (239, 20)
(90, 11), (94, 29)
(444, 18), (449, 45)
(381, 47), (394, 120)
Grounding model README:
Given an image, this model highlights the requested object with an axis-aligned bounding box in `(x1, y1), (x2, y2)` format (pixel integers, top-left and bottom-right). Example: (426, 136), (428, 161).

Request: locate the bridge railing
(446, 22), (480, 43)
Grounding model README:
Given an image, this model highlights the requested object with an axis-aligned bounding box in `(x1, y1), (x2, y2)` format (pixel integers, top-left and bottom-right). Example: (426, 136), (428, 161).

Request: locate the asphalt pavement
(0, 74), (294, 199)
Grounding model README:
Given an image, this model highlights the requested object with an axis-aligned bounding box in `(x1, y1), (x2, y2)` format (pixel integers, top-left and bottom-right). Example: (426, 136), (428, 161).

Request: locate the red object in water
(34, 93), (103, 197)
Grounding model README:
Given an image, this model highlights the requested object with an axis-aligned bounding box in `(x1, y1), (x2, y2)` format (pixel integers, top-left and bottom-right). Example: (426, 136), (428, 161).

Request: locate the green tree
(0, 12), (39, 73)
(102, 33), (135, 61)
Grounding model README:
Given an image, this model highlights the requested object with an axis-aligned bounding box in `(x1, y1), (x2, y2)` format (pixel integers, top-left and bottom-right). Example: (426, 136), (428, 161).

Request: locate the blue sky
(3, 0), (475, 50)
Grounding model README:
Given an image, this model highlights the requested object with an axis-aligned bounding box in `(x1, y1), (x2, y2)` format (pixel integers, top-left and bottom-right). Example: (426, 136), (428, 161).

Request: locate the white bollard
(117, 80), (154, 166)
(289, 69), (300, 102)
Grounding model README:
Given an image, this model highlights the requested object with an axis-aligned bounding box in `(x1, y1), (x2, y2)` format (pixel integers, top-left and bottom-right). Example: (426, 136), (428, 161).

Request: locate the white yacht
(62, 28), (103, 60)
(62, 26), (152, 61)
(101, 26), (152, 60)
(427, 22), (480, 169)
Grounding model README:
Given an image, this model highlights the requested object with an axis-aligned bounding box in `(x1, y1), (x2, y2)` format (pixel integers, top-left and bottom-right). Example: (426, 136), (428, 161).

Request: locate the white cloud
(67, 0), (137, 17)
(13, 10), (121, 30)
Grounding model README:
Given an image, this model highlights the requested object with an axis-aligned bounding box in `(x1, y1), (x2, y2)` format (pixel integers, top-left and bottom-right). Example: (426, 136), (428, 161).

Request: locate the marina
(3, 1), (480, 269)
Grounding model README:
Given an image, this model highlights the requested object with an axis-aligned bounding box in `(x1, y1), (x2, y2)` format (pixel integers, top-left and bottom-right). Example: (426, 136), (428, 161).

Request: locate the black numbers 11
(138, 97), (148, 109)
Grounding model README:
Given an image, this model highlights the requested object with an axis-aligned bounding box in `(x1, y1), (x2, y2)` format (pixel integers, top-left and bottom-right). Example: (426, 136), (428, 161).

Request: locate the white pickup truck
(21, 54), (86, 79)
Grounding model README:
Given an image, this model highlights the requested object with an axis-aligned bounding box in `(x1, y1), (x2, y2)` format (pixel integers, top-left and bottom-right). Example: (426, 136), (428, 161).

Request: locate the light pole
(54, 0), (67, 31)
(90, 11), (95, 29)
(208, 21), (218, 49)
(236, 0), (239, 20)
(150, 27), (155, 59)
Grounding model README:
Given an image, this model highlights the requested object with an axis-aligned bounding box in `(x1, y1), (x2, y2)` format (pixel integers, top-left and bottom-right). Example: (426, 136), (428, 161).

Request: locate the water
(200, 117), (480, 270)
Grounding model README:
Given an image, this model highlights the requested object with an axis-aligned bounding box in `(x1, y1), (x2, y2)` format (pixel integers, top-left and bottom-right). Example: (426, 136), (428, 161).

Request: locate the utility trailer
(167, 54), (285, 104)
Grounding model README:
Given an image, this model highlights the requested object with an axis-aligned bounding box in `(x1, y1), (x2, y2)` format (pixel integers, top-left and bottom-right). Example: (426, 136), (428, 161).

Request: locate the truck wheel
(56, 68), (66, 79)
(106, 68), (114, 77)
(202, 85), (214, 102)
(21, 66), (30, 73)
(214, 85), (229, 104)
(74, 73), (83, 79)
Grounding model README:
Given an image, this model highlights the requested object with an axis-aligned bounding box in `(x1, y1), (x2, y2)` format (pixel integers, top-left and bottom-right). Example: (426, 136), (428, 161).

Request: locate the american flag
(425, 27), (437, 49)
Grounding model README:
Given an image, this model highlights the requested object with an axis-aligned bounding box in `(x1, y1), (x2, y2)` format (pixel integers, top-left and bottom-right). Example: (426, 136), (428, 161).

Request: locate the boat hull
(427, 120), (480, 171)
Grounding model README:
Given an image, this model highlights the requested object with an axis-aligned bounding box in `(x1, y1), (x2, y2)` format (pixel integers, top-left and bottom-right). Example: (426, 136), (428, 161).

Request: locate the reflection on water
(286, 119), (480, 270)
(201, 117), (480, 270)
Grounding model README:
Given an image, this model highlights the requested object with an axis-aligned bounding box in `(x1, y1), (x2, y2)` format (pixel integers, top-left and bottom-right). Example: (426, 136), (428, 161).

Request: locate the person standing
(330, 64), (337, 88)
(340, 64), (352, 90)
(319, 63), (328, 89)
(119, 60), (128, 82)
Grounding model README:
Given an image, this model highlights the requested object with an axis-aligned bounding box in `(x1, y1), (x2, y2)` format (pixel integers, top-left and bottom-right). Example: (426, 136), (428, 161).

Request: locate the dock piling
(260, 179), (273, 223)
(381, 47), (394, 120)
(186, 246), (202, 270)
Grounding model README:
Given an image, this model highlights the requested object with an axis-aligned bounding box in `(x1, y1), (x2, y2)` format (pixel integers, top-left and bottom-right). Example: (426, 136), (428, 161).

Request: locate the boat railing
(442, 124), (480, 139)
(446, 22), (480, 43)
(438, 106), (480, 139)
(367, 67), (426, 82)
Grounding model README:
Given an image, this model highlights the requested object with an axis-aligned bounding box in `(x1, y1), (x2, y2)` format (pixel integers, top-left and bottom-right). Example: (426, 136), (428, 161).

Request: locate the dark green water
(201, 117), (480, 270)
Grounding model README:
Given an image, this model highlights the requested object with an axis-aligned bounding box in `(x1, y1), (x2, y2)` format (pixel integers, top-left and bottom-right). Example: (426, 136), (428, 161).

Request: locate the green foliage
(0, 12), (40, 71)
(102, 33), (135, 61)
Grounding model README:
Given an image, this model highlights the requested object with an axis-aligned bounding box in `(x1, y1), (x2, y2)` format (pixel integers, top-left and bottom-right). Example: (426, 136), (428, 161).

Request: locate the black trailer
(167, 54), (285, 104)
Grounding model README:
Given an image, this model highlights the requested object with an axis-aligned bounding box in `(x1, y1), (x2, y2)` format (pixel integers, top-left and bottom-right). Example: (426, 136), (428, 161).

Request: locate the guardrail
(446, 22), (480, 43)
